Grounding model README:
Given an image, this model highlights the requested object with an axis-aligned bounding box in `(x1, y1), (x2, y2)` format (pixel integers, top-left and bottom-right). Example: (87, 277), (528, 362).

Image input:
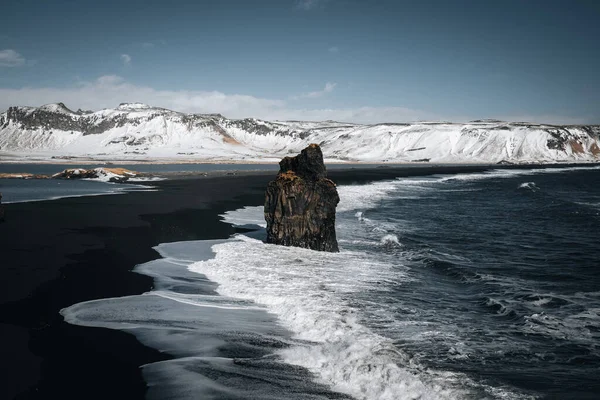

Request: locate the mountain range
(1, 103), (599, 163)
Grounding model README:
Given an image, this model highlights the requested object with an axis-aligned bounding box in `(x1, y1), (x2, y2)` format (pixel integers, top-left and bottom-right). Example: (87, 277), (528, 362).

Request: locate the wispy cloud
(141, 39), (166, 49)
(0, 76), (435, 123)
(494, 114), (590, 126)
(0, 49), (25, 67)
(275, 106), (437, 124)
(328, 46), (339, 53)
(120, 54), (132, 67)
(141, 40), (166, 49)
(292, 82), (336, 100)
(295, 0), (327, 11)
(1, 75), (588, 124)
(95, 75), (125, 86)
(0, 76), (428, 123)
(0, 75), (284, 120)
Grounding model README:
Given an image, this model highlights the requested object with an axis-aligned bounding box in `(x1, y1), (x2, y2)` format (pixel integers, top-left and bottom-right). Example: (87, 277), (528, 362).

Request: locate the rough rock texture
(51, 168), (138, 183)
(264, 144), (340, 252)
(0, 173), (49, 179)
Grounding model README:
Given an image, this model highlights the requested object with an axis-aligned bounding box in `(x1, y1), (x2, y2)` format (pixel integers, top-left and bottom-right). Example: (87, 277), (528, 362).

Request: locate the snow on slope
(1, 103), (599, 163)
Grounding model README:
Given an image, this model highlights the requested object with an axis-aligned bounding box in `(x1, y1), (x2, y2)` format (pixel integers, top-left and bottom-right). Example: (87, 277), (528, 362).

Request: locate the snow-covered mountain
(1, 103), (599, 163)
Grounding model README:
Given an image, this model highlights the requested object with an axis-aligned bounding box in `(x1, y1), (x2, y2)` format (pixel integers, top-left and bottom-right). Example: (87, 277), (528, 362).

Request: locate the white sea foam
(338, 166), (599, 213)
(576, 201), (600, 211)
(219, 205), (266, 228)
(530, 296), (553, 307)
(184, 177), (555, 399)
(189, 235), (467, 400)
(523, 305), (600, 344)
(61, 167), (600, 399)
(336, 180), (405, 212)
(380, 234), (401, 247)
(126, 176), (166, 182)
(438, 165), (600, 184)
(518, 182), (539, 191)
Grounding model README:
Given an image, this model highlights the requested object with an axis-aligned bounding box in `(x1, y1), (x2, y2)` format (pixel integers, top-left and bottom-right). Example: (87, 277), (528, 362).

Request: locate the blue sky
(0, 0), (598, 123)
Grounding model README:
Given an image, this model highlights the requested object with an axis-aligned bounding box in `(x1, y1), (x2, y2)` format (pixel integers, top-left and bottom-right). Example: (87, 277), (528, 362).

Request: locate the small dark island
(264, 144), (340, 252)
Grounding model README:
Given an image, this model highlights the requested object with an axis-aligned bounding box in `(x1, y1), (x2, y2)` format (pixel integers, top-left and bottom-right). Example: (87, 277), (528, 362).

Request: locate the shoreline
(0, 163), (597, 399)
(0, 161), (600, 185)
(0, 174), (275, 399)
(1, 152), (599, 166)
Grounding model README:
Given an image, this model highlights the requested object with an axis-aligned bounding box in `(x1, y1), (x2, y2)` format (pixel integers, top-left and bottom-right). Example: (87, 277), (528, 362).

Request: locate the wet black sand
(0, 164), (553, 399)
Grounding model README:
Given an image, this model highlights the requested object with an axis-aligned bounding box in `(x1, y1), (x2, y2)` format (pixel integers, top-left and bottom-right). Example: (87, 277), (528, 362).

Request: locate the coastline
(1, 150), (599, 166)
(0, 173), (274, 399)
(0, 163), (595, 399)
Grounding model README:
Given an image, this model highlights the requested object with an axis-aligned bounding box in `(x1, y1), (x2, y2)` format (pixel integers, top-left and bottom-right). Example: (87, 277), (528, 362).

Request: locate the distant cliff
(1, 102), (599, 163)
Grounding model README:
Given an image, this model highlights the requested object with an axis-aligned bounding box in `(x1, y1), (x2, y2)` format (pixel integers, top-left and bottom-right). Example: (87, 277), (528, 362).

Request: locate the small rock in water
(51, 167), (138, 183)
(264, 144), (340, 252)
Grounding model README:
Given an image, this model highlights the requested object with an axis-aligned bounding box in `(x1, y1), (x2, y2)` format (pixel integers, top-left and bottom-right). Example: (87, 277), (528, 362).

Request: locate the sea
(0, 163), (280, 203)
(8, 164), (600, 399)
(0, 162), (374, 203)
(0, 162), (433, 203)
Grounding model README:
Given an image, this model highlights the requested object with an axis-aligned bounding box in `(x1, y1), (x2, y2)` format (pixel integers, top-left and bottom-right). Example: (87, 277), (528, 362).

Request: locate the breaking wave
(518, 182), (539, 191)
(61, 164), (600, 399)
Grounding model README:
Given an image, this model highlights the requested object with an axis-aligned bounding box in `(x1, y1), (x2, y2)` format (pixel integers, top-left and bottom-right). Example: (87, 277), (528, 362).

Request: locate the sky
(0, 0), (598, 124)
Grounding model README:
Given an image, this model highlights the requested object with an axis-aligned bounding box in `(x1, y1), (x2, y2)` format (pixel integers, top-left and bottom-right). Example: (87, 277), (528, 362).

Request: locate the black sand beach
(0, 164), (557, 399)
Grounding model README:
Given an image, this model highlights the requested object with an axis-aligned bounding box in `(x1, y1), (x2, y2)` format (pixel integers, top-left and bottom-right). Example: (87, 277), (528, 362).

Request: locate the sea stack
(264, 144), (340, 252)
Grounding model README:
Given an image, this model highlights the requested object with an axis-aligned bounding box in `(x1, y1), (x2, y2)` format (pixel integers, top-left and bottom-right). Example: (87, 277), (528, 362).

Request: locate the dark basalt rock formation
(264, 144), (340, 252)
(51, 168), (138, 183)
(0, 173), (49, 179)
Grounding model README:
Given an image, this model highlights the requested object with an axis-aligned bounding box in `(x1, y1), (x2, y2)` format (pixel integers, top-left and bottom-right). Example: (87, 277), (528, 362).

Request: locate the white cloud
(94, 75), (126, 86)
(270, 106), (435, 124)
(0, 49), (25, 67)
(0, 75), (430, 123)
(0, 75), (589, 124)
(494, 114), (590, 126)
(295, 0), (326, 10)
(141, 40), (166, 48)
(0, 75), (285, 120)
(292, 82), (336, 100)
(328, 46), (339, 53)
(120, 54), (132, 66)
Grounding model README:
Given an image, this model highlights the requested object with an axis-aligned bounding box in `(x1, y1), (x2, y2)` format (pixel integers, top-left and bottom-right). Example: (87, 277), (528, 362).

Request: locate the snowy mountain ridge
(1, 103), (599, 163)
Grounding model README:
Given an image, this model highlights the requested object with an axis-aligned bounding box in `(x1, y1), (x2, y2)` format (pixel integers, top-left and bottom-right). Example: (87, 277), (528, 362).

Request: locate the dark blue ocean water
(348, 166), (600, 398)
(0, 178), (154, 203)
(63, 166), (600, 399)
(0, 163), (279, 175)
(0, 163), (402, 203)
(0, 162), (406, 176)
